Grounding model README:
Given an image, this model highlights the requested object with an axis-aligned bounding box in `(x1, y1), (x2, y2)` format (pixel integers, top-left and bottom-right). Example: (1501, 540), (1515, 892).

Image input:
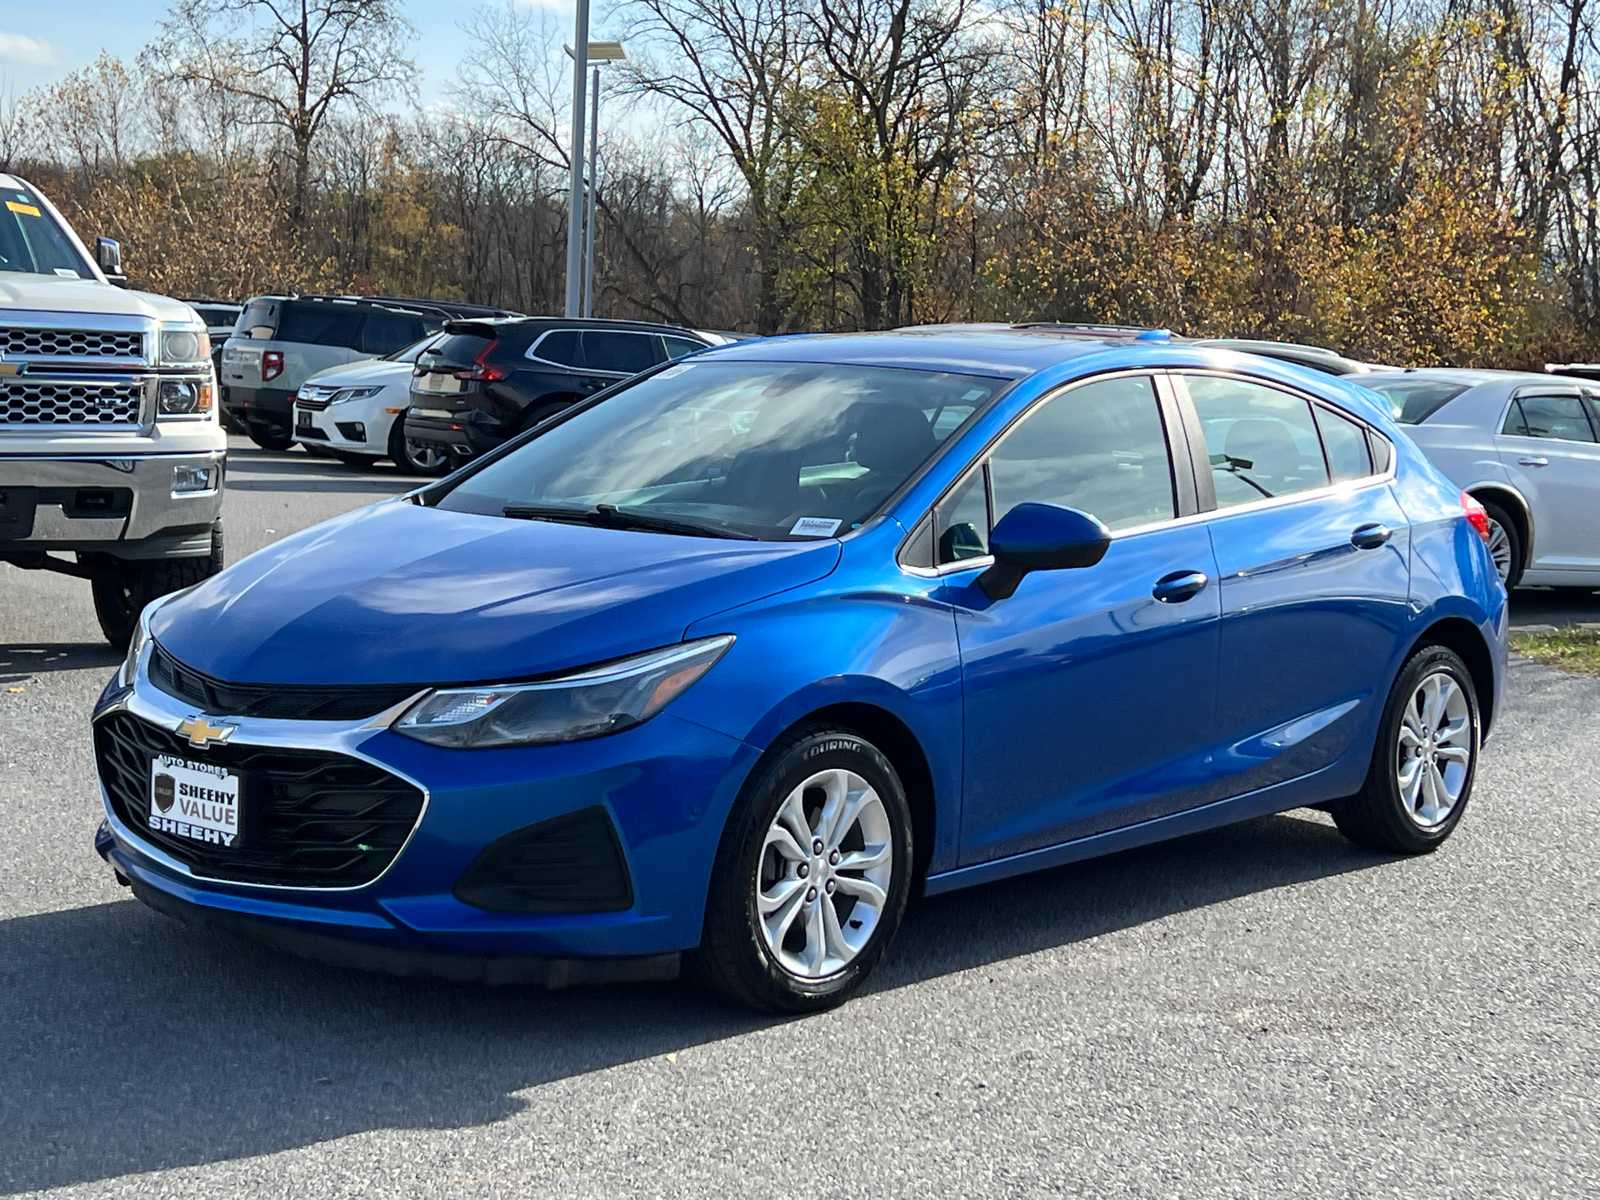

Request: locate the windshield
(1362, 379), (1470, 424)
(0, 187), (92, 279)
(435, 360), (1002, 540)
(387, 335), (440, 364)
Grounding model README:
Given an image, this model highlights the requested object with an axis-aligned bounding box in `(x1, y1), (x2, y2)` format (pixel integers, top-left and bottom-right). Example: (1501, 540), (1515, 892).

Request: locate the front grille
(149, 643), (423, 720)
(96, 711), (424, 888)
(1, 380), (142, 424)
(2, 326), (144, 359)
(296, 391), (334, 410)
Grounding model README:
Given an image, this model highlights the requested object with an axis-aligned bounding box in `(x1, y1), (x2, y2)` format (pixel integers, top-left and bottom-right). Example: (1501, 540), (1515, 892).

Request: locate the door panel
(1204, 484), (1412, 794)
(955, 524), (1221, 862)
(949, 372), (1222, 864)
(1495, 393), (1600, 570)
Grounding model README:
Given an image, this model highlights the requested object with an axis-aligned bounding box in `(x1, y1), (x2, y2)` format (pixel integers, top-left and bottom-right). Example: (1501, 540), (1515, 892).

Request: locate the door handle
(1350, 523), (1392, 550)
(1518, 456), (1549, 467)
(1152, 570), (1209, 603)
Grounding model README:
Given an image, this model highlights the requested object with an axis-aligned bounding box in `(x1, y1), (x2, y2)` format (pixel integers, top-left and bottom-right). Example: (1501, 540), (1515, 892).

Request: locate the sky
(0, 0), (592, 109)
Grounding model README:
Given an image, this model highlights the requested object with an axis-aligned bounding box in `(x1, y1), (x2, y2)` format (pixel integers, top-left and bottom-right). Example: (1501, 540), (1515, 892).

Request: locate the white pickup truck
(0, 174), (226, 649)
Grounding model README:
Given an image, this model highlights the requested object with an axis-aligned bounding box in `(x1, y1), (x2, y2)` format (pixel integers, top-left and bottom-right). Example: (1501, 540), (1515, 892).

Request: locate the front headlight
(117, 590), (185, 687)
(393, 635), (734, 749)
(160, 324), (211, 367)
(331, 386), (383, 404)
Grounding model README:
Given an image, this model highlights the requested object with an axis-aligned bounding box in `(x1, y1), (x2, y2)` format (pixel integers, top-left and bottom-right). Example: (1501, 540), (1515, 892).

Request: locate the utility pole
(563, 0), (591, 317)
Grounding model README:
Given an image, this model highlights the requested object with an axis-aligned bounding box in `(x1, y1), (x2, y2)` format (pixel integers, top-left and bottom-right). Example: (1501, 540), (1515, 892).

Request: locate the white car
(1360, 368), (1600, 588)
(291, 335), (446, 474)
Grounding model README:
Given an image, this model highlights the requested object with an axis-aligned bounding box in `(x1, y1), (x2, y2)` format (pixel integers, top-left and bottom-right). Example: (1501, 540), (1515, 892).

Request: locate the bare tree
(157, 0), (417, 225)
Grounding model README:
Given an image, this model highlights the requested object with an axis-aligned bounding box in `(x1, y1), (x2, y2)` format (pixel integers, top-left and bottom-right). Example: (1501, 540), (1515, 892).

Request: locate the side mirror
(95, 237), (127, 285)
(977, 502), (1112, 600)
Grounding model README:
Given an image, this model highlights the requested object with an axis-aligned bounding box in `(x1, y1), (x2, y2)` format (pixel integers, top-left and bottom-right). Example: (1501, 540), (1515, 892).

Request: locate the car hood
(0, 275), (195, 322)
(303, 358), (411, 387)
(149, 501), (842, 686)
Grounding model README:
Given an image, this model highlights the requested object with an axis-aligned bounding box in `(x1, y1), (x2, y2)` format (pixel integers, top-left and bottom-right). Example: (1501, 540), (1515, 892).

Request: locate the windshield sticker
(54, 268), (79, 278)
(5, 200), (41, 217)
(656, 362), (696, 380)
(962, 388), (988, 400)
(790, 517), (842, 538)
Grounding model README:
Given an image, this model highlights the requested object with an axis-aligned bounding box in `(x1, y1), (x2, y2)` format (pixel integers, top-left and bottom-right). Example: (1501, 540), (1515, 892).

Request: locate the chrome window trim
(95, 646), (432, 895)
(1499, 387), (1600, 444)
(896, 366), (1400, 573)
(524, 328), (656, 376)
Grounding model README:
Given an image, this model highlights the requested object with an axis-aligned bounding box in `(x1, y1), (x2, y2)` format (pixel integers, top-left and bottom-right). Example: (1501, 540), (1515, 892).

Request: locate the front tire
(89, 520), (225, 651)
(330, 450), (381, 469)
(1330, 645), (1480, 854)
(691, 726), (913, 1014)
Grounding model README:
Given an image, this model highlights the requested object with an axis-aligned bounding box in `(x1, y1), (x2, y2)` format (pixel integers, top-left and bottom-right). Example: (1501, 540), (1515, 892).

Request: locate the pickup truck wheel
(90, 520), (226, 652)
(247, 421), (294, 451)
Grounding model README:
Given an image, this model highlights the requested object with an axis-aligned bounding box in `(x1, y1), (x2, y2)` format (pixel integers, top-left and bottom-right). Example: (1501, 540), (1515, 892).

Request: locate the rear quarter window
(277, 304), (365, 347)
(1362, 379), (1469, 424)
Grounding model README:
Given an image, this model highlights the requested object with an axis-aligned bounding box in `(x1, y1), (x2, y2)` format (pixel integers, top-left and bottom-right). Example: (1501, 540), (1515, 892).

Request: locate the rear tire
(387, 413), (450, 477)
(89, 519), (225, 651)
(690, 726), (913, 1014)
(1330, 645), (1480, 854)
(1479, 497), (1524, 589)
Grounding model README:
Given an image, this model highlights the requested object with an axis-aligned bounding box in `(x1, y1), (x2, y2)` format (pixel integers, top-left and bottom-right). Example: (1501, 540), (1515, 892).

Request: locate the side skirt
(923, 766), (1341, 898)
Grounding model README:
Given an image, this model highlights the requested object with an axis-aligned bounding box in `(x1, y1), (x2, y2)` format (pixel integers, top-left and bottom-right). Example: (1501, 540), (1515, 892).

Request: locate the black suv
(406, 318), (718, 463)
(219, 294), (520, 449)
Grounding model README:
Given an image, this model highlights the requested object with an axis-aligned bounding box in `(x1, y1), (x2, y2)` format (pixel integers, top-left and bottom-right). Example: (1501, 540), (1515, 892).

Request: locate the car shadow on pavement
(0, 643), (120, 686)
(0, 810), (1389, 1194)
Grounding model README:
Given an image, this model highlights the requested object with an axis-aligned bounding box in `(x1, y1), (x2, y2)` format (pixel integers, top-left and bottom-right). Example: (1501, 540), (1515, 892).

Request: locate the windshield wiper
(501, 502), (756, 540)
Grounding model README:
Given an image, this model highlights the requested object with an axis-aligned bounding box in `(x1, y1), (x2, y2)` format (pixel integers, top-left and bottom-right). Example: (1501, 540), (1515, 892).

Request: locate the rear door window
(1315, 405), (1374, 482)
(1504, 394), (1597, 442)
(531, 330), (583, 367)
(277, 304), (365, 347)
(358, 311), (426, 355)
(583, 331), (664, 375)
(1182, 375), (1331, 508)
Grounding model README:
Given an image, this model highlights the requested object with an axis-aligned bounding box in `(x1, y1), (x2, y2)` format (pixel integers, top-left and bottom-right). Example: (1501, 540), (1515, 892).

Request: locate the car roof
(1358, 367), (1567, 389)
(701, 328), (1171, 378)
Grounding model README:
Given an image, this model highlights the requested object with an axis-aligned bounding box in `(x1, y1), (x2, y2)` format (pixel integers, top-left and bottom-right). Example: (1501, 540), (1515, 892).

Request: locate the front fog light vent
(454, 807), (634, 914)
(172, 465), (216, 494)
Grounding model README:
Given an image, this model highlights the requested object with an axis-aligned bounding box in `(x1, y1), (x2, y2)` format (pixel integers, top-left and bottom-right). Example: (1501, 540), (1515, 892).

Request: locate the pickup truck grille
(2, 327), (144, 359)
(1, 380), (143, 425)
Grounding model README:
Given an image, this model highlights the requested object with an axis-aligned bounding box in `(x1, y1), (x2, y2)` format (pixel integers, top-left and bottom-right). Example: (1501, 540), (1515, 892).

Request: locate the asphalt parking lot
(3, 438), (1600, 1198)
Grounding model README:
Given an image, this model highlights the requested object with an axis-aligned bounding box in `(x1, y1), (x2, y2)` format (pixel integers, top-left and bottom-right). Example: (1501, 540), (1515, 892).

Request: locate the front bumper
(292, 399), (390, 453)
(0, 450), (224, 556)
(92, 648), (758, 968)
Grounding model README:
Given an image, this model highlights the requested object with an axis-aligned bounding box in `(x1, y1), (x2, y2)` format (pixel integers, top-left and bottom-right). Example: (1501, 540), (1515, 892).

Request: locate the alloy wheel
(756, 768), (894, 979)
(1395, 669), (1473, 829)
(1485, 517), (1513, 583)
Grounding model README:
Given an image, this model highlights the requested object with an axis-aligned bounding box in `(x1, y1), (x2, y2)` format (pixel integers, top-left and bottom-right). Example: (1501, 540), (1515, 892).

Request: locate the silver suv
(0, 174), (226, 649)
(220, 294), (518, 450)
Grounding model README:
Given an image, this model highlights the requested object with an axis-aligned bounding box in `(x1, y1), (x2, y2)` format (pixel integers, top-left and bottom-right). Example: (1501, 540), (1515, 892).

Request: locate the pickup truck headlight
(157, 379), (214, 418)
(159, 324), (211, 367)
(392, 636), (734, 749)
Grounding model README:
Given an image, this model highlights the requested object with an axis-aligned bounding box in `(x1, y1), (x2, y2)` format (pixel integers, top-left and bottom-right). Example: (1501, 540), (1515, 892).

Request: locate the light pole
(562, 1), (590, 317)
(581, 42), (626, 317)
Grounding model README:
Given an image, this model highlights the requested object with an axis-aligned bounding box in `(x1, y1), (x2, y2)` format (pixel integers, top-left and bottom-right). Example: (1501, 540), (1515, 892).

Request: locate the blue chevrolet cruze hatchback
(94, 328), (1508, 1012)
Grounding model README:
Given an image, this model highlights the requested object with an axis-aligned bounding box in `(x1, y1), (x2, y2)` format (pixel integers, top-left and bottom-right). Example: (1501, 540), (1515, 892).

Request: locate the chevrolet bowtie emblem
(0, 352), (21, 377)
(176, 716), (236, 749)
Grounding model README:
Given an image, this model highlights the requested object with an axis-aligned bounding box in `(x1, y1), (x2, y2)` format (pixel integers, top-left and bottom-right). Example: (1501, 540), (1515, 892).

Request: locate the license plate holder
(149, 754), (241, 848)
(417, 372), (463, 395)
(296, 408), (314, 429)
(0, 486), (37, 540)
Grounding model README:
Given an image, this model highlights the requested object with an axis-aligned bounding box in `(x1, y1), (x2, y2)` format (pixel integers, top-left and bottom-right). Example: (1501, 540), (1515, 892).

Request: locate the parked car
(405, 318), (718, 465)
(291, 335), (447, 474)
(96, 332), (1506, 1012)
(1358, 368), (1600, 589)
(219, 294), (519, 451)
(0, 173), (226, 650)
(1185, 338), (1385, 376)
